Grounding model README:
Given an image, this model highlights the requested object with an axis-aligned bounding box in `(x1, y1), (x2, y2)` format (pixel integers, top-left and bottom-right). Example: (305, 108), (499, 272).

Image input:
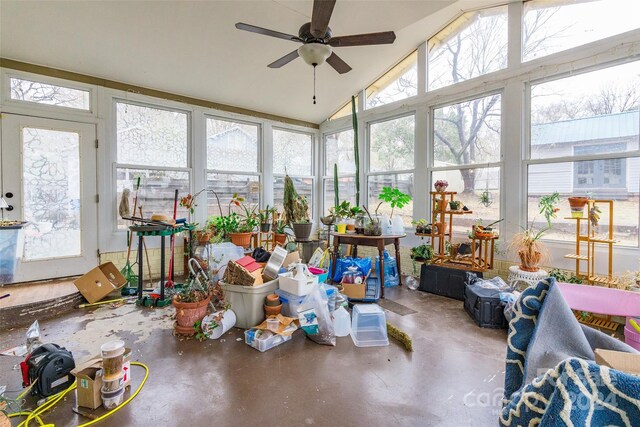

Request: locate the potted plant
(434, 179), (448, 193)
(362, 204), (382, 236)
(412, 219), (429, 234)
(173, 277), (212, 336)
(410, 244), (434, 263)
(568, 195), (589, 218)
(449, 200), (461, 211)
(511, 224), (547, 272)
(378, 186), (412, 218)
(283, 174), (312, 241)
(273, 218), (288, 245)
(258, 205), (275, 232)
(346, 206), (362, 233)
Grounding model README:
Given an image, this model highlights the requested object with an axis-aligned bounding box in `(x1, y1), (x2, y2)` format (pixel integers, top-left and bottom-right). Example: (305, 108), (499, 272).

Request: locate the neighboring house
(529, 110), (640, 197)
(207, 126), (258, 171)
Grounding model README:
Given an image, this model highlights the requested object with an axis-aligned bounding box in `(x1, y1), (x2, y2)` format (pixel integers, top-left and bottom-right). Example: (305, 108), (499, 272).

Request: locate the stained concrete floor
(1, 286), (507, 426)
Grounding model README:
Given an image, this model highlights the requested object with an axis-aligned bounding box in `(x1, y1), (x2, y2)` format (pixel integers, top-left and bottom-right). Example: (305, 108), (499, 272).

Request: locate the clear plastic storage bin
(350, 304), (389, 347)
(244, 328), (293, 352)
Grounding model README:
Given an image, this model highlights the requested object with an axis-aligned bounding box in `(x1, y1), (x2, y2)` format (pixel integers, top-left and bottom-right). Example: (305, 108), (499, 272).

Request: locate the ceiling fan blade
(235, 22), (301, 42)
(310, 0), (336, 38)
(328, 31), (396, 47)
(326, 52), (352, 74)
(268, 50), (300, 68)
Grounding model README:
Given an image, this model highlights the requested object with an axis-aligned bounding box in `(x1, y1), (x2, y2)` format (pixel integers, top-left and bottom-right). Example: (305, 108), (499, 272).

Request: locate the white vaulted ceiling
(0, 0), (494, 124)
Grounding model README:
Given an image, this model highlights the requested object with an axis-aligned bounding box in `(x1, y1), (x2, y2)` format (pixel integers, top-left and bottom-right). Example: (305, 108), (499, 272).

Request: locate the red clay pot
(173, 294), (211, 336)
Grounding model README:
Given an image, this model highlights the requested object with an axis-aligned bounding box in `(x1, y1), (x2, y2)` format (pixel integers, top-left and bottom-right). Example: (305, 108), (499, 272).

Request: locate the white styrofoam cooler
(220, 279), (278, 329)
(277, 272), (318, 296)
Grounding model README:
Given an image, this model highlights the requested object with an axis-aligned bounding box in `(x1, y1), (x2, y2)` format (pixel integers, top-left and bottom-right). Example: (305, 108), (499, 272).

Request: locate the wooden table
(330, 232), (406, 299)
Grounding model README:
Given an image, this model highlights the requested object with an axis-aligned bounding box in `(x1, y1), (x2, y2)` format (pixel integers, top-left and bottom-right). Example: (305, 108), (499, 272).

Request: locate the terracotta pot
(265, 293), (280, 306)
(264, 303), (282, 316)
(229, 232), (252, 248)
(173, 294), (212, 336)
(568, 196), (589, 208)
(346, 223), (356, 232)
(518, 249), (541, 272)
(274, 233), (287, 245)
(195, 230), (212, 244)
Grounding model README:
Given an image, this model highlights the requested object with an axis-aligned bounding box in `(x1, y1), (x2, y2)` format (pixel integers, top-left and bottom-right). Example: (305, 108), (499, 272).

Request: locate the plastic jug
(376, 250), (399, 287)
(391, 215), (404, 234)
(333, 306), (352, 337)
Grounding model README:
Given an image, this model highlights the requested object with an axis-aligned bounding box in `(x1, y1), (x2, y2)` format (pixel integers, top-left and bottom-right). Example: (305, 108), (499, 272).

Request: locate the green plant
(548, 268), (584, 284)
(258, 205), (275, 223)
(273, 219), (288, 234)
(412, 219), (428, 227)
(351, 95), (360, 207)
(348, 205), (362, 219)
(410, 244), (434, 261)
(174, 277), (211, 304)
(283, 174), (310, 224)
(538, 192), (560, 227)
(334, 163), (340, 209)
(378, 186), (412, 218)
(331, 200), (351, 219)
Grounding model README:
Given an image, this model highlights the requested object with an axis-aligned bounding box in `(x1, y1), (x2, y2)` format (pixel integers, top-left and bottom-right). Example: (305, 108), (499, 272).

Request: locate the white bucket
(202, 309), (237, 339)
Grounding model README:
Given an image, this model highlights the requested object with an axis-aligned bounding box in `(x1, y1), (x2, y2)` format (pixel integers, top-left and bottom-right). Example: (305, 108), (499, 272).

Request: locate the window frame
(272, 126), (315, 215)
(365, 112), (417, 226)
(113, 98), (192, 232)
(2, 70), (96, 116)
(322, 126), (357, 215)
(524, 60), (640, 247)
(204, 114), (263, 216)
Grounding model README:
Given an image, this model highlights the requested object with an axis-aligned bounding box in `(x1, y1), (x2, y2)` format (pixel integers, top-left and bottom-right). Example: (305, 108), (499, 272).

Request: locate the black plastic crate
(463, 284), (508, 329)
(419, 264), (482, 301)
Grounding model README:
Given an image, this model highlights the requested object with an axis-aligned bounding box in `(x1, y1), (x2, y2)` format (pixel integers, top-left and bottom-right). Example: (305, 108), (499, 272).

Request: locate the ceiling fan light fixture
(298, 43), (332, 66)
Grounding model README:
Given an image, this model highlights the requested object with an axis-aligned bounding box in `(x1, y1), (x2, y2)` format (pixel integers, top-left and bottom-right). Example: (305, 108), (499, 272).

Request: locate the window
(428, 6), (508, 91)
(10, 77), (91, 110)
(329, 100), (357, 121)
(272, 129), (314, 213)
(523, 0), (640, 62)
(206, 117), (260, 216)
(527, 61), (640, 246)
(366, 51), (418, 109)
(115, 101), (190, 228)
(368, 115), (415, 226)
(323, 129), (356, 214)
(432, 94), (502, 233)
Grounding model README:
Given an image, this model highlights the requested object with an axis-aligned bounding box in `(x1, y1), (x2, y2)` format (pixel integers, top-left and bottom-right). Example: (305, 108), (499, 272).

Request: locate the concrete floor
(1, 286), (507, 426)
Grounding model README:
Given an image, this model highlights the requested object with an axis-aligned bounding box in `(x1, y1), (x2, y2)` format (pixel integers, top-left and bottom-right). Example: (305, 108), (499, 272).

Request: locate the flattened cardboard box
(73, 262), (127, 304)
(595, 349), (640, 376)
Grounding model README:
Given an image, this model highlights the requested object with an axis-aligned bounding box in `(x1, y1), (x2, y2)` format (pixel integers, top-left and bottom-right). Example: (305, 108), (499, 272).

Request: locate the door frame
(1, 113), (99, 282)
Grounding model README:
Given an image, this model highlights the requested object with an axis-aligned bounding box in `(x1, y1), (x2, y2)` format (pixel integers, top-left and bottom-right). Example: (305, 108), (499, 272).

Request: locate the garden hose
(9, 362), (149, 427)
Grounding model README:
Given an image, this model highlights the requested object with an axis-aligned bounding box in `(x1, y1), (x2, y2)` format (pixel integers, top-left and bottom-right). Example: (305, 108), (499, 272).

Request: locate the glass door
(1, 114), (98, 282)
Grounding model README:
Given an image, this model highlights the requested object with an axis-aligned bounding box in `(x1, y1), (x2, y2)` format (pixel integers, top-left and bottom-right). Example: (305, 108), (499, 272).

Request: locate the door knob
(5, 192), (13, 199)
(5, 205), (13, 211)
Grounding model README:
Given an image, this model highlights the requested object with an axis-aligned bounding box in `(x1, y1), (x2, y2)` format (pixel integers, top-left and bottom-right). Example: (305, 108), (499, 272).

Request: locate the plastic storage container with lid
(342, 266), (364, 284)
(220, 279), (279, 329)
(101, 340), (125, 380)
(350, 304), (389, 347)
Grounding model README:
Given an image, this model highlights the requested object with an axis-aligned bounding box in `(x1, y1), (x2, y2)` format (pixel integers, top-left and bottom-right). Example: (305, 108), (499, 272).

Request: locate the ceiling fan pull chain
(313, 64), (317, 105)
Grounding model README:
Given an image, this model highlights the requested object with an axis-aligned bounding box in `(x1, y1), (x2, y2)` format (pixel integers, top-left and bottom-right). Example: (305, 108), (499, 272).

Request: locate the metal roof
(531, 110), (639, 145)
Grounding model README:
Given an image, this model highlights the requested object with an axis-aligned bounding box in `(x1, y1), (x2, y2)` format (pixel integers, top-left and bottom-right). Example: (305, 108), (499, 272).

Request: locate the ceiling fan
(235, 0), (396, 103)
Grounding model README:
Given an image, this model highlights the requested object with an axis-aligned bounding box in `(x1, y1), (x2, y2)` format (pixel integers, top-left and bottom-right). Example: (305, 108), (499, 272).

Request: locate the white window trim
(321, 126), (358, 215)
(2, 69), (97, 117)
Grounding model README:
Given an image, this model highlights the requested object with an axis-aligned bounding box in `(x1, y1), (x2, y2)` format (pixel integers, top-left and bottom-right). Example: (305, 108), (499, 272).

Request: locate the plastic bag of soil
(297, 285), (335, 346)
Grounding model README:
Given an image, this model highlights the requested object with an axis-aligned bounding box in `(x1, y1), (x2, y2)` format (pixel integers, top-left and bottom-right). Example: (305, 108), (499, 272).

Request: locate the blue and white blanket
(500, 278), (640, 426)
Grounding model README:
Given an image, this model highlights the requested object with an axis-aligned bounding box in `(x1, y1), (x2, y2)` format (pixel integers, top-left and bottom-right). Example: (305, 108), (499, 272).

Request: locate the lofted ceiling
(0, 0), (496, 125)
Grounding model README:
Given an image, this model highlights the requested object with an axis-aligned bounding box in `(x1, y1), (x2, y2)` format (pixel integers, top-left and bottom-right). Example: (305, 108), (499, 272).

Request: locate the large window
(10, 77), (91, 111)
(427, 6), (508, 91)
(432, 94), (502, 233)
(323, 129), (356, 214)
(272, 129), (314, 214)
(523, 0), (640, 62)
(115, 102), (190, 228)
(368, 115), (415, 225)
(206, 117), (260, 217)
(366, 51), (418, 109)
(527, 61), (640, 246)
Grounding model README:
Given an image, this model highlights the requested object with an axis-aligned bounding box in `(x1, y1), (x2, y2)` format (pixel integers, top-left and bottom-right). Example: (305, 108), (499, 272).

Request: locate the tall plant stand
(564, 199), (617, 287)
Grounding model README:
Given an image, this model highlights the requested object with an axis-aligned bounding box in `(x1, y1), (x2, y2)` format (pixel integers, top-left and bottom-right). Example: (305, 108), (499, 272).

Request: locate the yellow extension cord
(8, 362), (149, 427)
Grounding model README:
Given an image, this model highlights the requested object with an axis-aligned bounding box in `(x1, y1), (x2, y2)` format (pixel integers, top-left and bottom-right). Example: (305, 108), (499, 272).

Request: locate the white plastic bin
(220, 279), (279, 329)
(278, 271), (318, 296)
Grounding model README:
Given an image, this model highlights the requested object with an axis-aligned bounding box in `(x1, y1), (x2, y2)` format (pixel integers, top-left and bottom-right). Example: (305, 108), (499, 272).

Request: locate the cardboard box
(73, 262), (127, 304)
(595, 349), (640, 376)
(282, 251), (301, 268)
(71, 357), (103, 409)
(341, 282), (366, 299)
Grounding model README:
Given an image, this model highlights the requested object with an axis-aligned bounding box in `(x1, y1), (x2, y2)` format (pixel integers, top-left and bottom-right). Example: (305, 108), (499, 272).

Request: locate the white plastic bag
(297, 285), (336, 346)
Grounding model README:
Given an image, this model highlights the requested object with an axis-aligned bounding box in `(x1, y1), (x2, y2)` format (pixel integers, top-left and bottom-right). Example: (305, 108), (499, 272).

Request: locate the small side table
(507, 265), (548, 290)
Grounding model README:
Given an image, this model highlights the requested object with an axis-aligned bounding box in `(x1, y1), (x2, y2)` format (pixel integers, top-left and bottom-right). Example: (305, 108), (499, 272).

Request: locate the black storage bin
(463, 284), (508, 329)
(418, 264), (482, 301)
